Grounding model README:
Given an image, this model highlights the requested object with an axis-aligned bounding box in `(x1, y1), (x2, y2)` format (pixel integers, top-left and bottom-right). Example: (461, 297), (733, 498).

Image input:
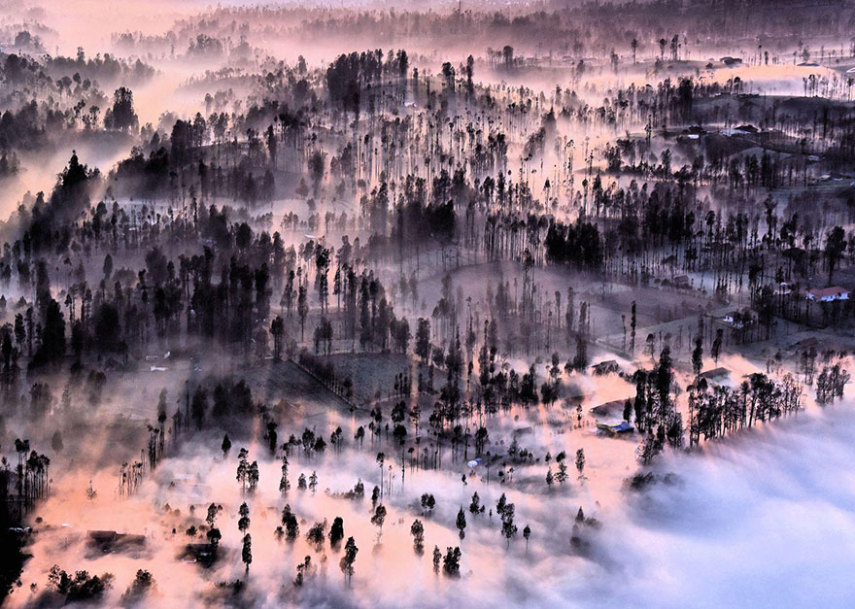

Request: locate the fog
(1, 0), (855, 607)
(6, 378), (854, 608)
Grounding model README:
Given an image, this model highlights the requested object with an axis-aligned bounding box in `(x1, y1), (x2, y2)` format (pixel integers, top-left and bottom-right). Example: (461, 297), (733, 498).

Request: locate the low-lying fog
(2, 0), (854, 607)
(5, 374), (853, 609)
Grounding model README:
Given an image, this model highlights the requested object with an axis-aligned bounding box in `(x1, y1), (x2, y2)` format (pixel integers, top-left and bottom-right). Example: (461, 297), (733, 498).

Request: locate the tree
(48, 566), (114, 603)
(496, 493), (507, 517)
(456, 507), (467, 539)
(241, 533), (252, 572)
(551, 452), (567, 483)
(123, 569), (154, 602)
(306, 521), (326, 550)
(104, 87), (138, 132)
(630, 301), (637, 354)
(502, 45), (514, 70)
(238, 502), (250, 533)
(415, 318), (431, 361)
(825, 226), (846, 284)
(271, 316), (285, 360)
(523, 525), (531, 551)
(247, 461), (259, 492)
(294, 556), (312, 587)
(281, 504), (299, 541)
(33, 299), (66, 366)
(575, 448), (586, 479)
(432, 546), (442, 573)
(308, 150), (327, 195)
(711, 329), (723, 364)
(329, 516), (345, 549)
(221, 434), (231, 458)
(279, 455), (290, 494)
(376, 452), (385, 497)
(340, 537), (358, 581)
(469, 492), (482, 515)
(191, 387), (207, 431)
(692, 336), (703, 376)
(236, 448), (249, 492)
(298, 284), (308, 341)
(475, 426), (489, 456)
(411, 519), (425, 554)
(442, 547), (462, 577)
(501, 503), (517, 548)
(371, 504), (387, 542)
(103, 254), (113, 280)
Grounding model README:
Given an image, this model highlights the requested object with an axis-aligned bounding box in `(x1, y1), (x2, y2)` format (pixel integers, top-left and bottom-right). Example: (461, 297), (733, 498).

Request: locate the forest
(0, 0), (854, 608)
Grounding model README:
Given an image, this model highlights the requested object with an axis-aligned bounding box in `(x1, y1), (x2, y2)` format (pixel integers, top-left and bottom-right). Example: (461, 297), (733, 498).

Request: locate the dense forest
(0, 0), (853, 608)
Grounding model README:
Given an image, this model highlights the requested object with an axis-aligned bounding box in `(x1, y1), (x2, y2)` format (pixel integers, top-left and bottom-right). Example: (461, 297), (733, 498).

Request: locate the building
(806, 286), (849, 302)
(590, 360), (621, 376)
(590, 399), (631, 418)
(698, 367), (731, 384)
(722, 310), (755, 329)
(596, 421), (634, 436)
(672, 275), (691, 288)
(87, 530), (146, 554)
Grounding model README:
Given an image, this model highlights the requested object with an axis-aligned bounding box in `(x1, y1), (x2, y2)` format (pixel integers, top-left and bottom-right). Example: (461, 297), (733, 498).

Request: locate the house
(590, 399), (631, 418)
(87, 530), (146, 554)
(722, 310), (755, 329)
(682, 126), (706, 140)
(673, 275), (691, 288)
(789, 336), (819, 352)
(698, 367), (730, 384)
(590, 360), (621, 376)
(596, 421), (634, 436)
(735, 124), (759, 134)
(777, 282), (793, 296)
(806, 286), (849, 302)
(181, 543), (216, 565)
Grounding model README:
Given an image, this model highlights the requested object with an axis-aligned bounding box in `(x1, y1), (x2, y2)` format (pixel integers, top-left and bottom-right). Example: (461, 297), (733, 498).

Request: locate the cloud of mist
(4, 359), (854, 609)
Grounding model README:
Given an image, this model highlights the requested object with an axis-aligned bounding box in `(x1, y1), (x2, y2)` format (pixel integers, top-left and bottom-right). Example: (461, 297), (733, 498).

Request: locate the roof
(592, 359), (619, 368)
(699, 367), (730, 379)
(590, 399), (630, 418)
(790, 336), (819, 350)
(596, 421), (634, 435)
(591, 360), (620, 374)
(807, 286), (848, 298)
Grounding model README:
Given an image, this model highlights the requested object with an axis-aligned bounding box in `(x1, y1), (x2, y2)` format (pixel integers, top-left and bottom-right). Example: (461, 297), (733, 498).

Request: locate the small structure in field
(590, 360), (621, 376)
(87, 530), (146, 554)
(789, 336), (819, 352)
(722, 309), (755, 329)
(806, 286), (849, 302)
(596, 421), (634, 436)
(672, 275), (691, 288)
(590, 399), (631, 419)
(698, 367), (731, 384)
